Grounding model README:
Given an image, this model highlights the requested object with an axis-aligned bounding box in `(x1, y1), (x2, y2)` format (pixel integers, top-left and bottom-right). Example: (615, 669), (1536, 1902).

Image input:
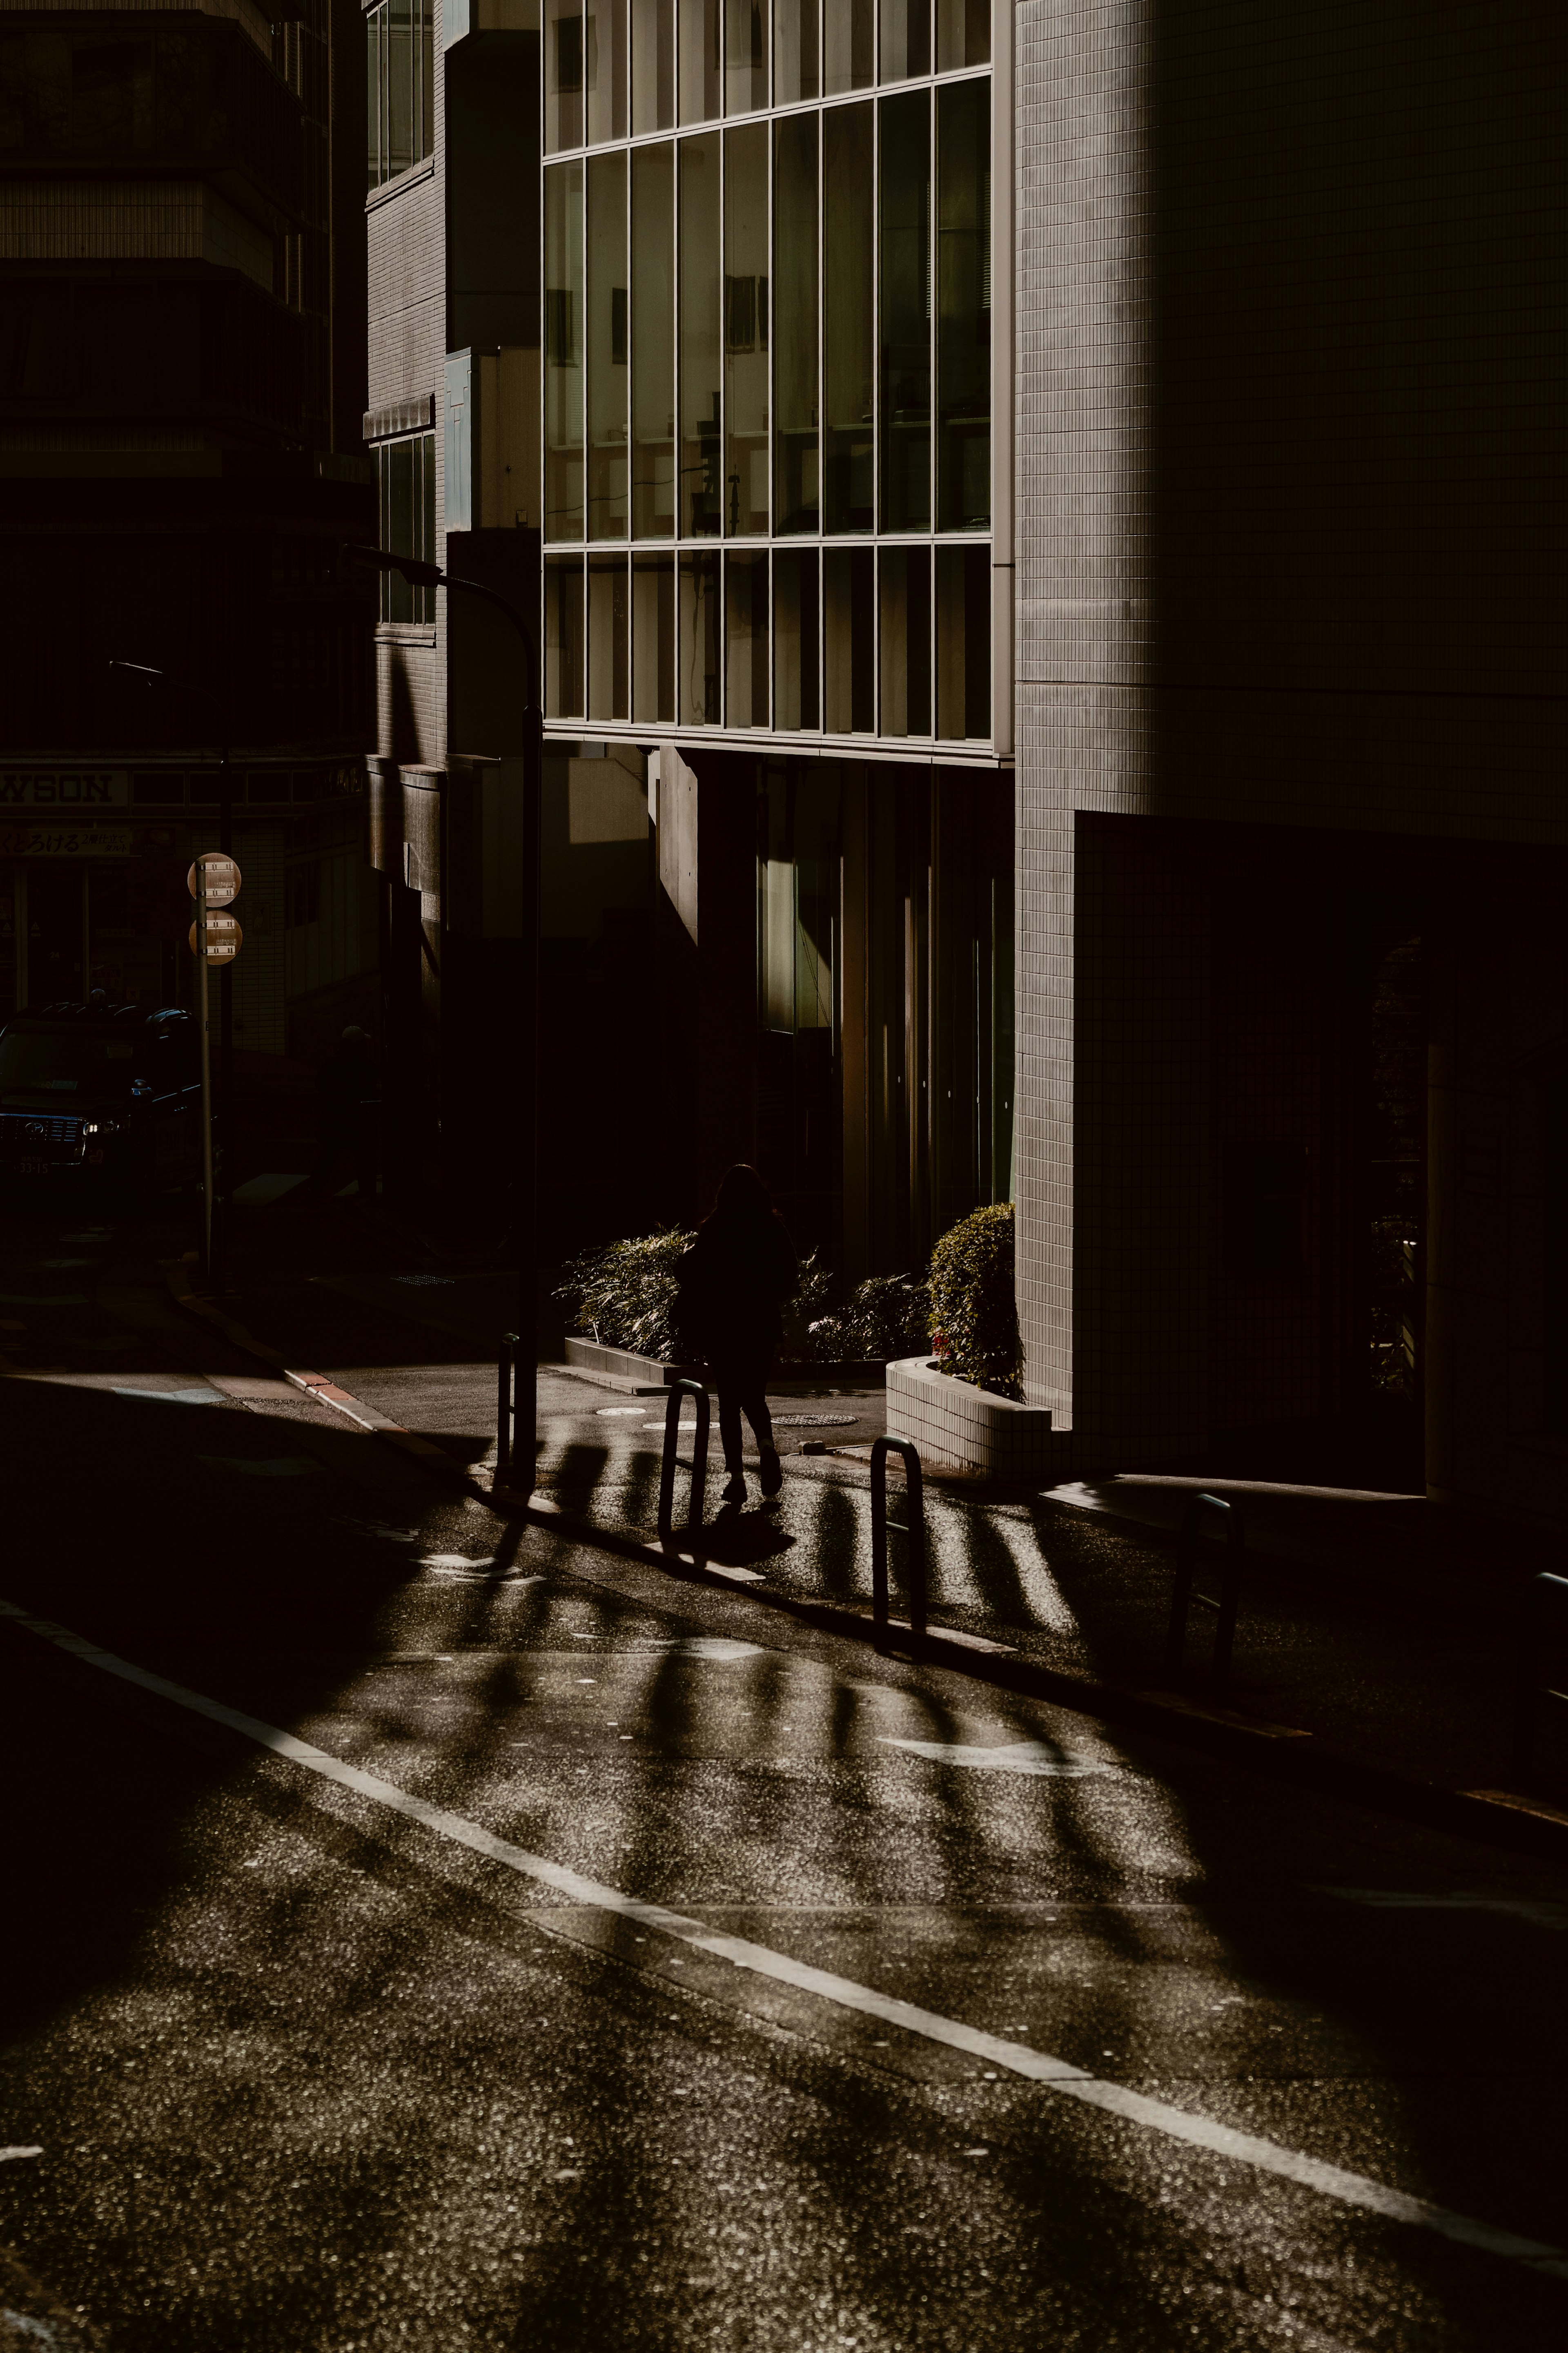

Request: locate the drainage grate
(772, 1414), (859, 1427)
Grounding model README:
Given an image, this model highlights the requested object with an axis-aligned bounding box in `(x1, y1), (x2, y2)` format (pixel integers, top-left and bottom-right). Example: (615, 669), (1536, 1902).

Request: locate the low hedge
(554, 1227), (693, 1361)
(927, 1202), (1021, 1398)
(555, 1229), (924, 1365)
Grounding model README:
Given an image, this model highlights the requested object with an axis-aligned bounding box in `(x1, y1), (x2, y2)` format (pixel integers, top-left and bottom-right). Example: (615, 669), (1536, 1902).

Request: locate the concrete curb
(164, 1265), (1568, 1867)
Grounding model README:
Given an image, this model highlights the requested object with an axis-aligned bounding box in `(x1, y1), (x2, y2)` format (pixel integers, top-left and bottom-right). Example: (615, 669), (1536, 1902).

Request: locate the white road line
(2, 1593), (1565, 2284)
(878, 1736), (1108, 1778)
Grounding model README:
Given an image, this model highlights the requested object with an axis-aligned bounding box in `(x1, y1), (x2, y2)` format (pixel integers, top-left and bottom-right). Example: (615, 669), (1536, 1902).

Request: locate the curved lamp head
(345, 544), (444, 590)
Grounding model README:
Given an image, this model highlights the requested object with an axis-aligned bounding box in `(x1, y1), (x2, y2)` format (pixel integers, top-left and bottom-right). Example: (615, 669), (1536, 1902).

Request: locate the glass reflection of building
(541, 0), (996, 748)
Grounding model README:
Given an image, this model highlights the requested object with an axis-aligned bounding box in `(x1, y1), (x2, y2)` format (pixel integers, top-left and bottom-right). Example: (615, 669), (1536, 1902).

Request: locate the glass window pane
(725, 0), (767, 112)
(878, 544), (929, 735)
(388, 0), (413, 175)
(366, 5), (382, 190)
(546, 554), (586, 715)
(678, 131), (721, 537)
(679, 0), (720, 120)
(544, 0), (584, 151)
(823, 101), (873, 534)
(679, 550), (721, 722)
(935, 542), (989, 739)
(632, 551), (675, 720)
(587, 151), (628, 538)
(936, 77), (989, 528)
(823, 0), (872, 93)
(419, 431), (435, 619)
(772, 111), (817, 533)
(725, 551), (768, 725)
(631, 143), (675, 538)
(418, 0), (433, 157)
(823, 546), (873, 732)
(545, 162), (585, 540)
(880, 89), (929, 530)
(586, 0), (627, 142)
(935, 0), (988, 69)
(772, 548), (820, 729)
(631, 0), (675, 129)
(588, 553), (630, 718)
(773, 0), (816, 103)
(723, 120), (768, 535)
(880, 0), (928, 81)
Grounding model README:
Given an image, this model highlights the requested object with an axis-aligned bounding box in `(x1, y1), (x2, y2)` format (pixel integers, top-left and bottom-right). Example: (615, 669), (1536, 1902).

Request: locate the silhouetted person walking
(675, 1164), (797, 1505)
(307, 1026), (379, 1200)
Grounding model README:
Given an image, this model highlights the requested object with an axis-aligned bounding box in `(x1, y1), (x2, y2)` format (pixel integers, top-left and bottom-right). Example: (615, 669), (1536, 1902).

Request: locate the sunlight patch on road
(878, 1737), (1109, 1778)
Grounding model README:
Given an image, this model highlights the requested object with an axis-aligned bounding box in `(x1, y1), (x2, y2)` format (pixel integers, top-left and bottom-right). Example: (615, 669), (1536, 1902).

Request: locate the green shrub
(554, 1227), (694, 1359)
(800, 1271), (932, 1363)
(555, 1230), (828, 1362)
(927, 1202), (1021, 1397)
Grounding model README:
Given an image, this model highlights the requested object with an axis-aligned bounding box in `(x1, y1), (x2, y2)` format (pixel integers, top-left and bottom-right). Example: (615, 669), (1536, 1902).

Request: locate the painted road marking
(2, 1593), (1564, 2285)
(232, 1173), (308, 1207)
(879, 1736), (1109, 1778)
(1323, 1888), (1568, 1928)
(195, 1455), (322, 1478)
(113, 1385), (222, 1406)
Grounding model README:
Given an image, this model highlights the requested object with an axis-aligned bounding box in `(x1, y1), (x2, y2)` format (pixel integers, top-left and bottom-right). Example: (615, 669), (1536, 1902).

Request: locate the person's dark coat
(675, 1186), (797, 1365)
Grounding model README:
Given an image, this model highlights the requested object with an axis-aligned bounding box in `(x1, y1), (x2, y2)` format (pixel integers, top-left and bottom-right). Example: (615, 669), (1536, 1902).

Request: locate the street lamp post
(347, 547), (545, 1494)
(109, 660), (233, 1286)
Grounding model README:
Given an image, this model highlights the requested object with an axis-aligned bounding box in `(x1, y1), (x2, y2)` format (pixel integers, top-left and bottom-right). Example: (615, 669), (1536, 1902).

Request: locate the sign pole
(196, 859), (214, 1287)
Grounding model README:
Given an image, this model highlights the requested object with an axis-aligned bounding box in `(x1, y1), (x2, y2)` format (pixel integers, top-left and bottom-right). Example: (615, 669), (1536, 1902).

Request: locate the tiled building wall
(1014, 1), (1568, 1466)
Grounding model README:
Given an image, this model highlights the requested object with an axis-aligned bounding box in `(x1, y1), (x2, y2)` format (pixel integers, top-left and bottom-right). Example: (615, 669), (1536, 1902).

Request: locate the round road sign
(189, 915), (243, 964)
(187, 852), (241, 908)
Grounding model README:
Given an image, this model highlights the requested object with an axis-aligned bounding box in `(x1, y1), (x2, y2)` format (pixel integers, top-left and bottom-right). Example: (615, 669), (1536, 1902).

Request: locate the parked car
(0, 1000), (203, 1197)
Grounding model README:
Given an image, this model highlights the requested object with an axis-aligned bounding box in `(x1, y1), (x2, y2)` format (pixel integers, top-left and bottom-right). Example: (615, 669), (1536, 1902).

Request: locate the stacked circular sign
(188, 853), (243, 963)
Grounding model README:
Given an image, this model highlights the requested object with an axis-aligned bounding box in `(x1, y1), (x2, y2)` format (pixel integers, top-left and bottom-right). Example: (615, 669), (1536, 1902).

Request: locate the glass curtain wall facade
(541, 0), (993, 744)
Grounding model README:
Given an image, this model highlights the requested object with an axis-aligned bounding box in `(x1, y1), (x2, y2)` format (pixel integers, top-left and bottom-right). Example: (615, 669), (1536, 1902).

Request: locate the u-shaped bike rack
(871, 1436), (927, 1644)
(1164, 1492), (1245, 1702)
(495, 1331), (519, 1488)
(1513, 1570), (1568, 1784)
(657, 1376), (711, 1547)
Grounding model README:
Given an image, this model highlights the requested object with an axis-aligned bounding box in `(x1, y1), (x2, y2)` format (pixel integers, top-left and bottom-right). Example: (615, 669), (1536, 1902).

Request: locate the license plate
(18, 1157), (48, 1176)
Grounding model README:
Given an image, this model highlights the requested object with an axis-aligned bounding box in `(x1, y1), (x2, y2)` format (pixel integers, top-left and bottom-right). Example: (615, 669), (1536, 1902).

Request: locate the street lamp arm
(108, 659), (224, 727)
(344, 546), (541, 717)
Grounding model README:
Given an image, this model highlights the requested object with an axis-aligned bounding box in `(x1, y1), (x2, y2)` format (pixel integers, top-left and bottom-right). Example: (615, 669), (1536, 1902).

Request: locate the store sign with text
(0, 827), (134, 859)
(0, 771), (129, 807)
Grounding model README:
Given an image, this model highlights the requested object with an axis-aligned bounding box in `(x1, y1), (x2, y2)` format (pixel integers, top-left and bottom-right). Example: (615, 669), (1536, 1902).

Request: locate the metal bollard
(495, 1332), (518, 1489)
(1513, 1570), (1568, 1784)
(656, 1376), (710, 1547)
(1164, 1492), (1245, 1702)
(871, 1436), (927, 1645)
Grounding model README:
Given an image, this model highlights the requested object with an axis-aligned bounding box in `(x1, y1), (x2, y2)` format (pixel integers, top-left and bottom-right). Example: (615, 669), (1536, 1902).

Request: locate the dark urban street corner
(5, 0), (1568, 2345)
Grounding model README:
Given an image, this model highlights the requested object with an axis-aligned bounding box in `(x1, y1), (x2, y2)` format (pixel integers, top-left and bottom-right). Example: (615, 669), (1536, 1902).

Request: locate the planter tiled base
(886, 1355), (1060, 1479)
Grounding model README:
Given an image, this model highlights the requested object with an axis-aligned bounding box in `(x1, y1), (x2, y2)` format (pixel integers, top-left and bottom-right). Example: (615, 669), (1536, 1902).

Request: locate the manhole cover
(772, 1414), (859, 1427)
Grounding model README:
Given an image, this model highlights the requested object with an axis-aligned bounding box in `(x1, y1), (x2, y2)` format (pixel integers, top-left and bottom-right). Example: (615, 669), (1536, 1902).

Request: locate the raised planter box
(563, 1336), (886, 1389)
(886, 1355), (1058, 1479)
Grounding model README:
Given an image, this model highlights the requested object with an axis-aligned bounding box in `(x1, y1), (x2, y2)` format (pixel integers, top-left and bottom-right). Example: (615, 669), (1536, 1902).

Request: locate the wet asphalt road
(2, 1204), (1568, 2351)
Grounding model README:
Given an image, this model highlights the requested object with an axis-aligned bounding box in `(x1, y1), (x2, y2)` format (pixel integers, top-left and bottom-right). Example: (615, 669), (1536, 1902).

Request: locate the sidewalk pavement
(185, 1173), (1568, 1851)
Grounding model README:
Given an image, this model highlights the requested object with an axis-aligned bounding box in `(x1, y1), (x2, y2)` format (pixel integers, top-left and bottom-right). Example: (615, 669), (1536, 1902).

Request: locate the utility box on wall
(445, 348), (541, 535)
(445, 754), (526, 938)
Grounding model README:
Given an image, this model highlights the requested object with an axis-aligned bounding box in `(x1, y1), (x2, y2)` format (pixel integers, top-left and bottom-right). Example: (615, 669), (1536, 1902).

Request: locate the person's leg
(740, 1355), (782, 1495)
(714, 1367), (747, 1501)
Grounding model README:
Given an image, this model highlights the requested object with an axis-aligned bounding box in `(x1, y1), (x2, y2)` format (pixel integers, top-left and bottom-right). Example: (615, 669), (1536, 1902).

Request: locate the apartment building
(368, 0), (1567, 1523)
(0, 0), (376, 1062)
